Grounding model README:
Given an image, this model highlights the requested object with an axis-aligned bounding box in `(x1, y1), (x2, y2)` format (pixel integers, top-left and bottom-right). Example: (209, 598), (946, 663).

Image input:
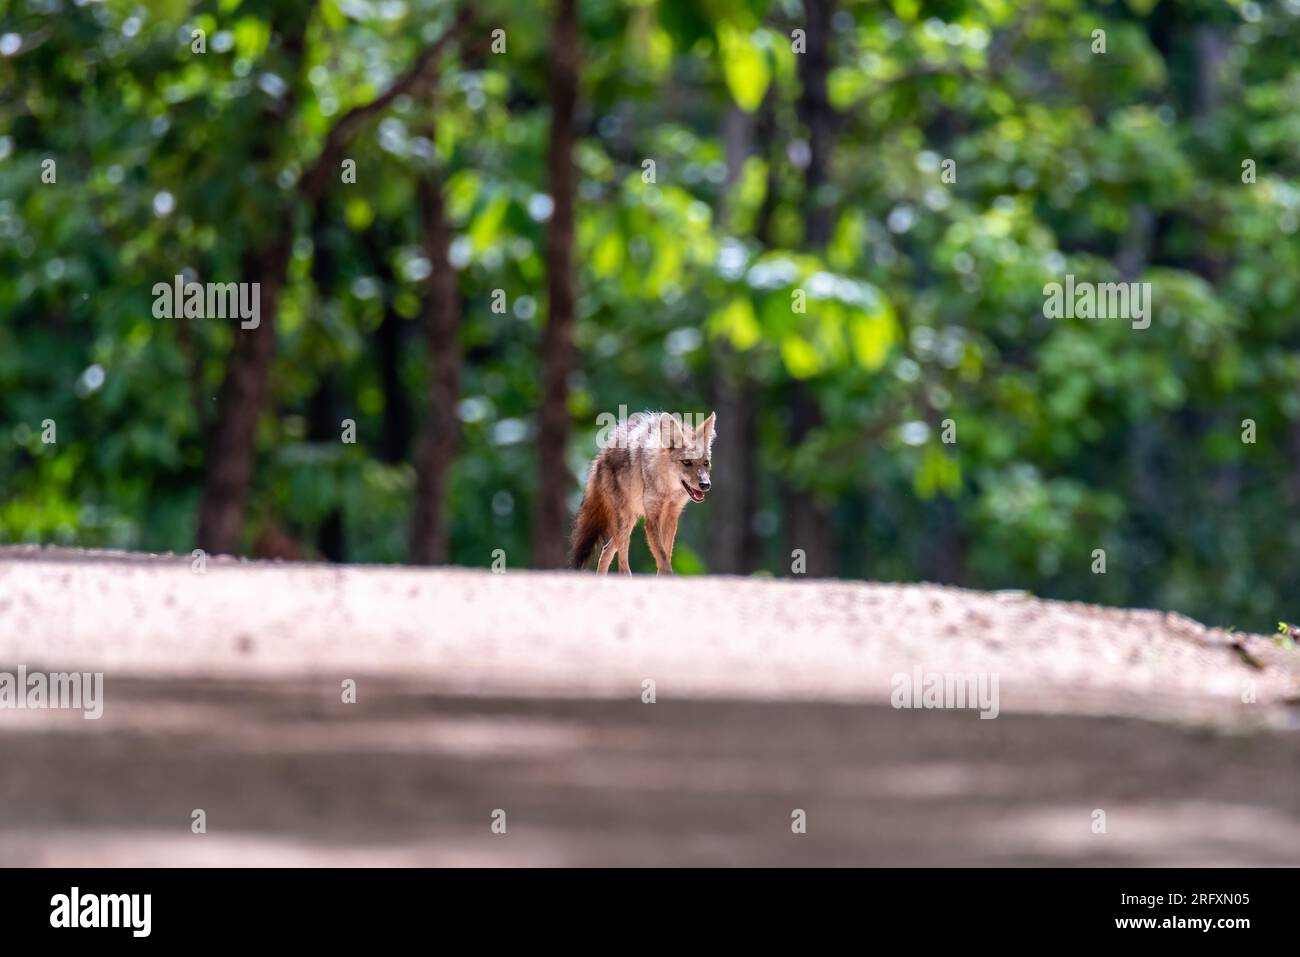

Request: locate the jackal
(570, 411), (716, 574)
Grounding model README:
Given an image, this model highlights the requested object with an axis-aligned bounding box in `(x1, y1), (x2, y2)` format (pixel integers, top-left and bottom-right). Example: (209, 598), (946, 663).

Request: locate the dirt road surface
(2, 546), (1298, 866)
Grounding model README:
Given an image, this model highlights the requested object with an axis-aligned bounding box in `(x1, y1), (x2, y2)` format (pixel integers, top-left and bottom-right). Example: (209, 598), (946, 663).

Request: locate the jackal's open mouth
(682, 480), (706, 503)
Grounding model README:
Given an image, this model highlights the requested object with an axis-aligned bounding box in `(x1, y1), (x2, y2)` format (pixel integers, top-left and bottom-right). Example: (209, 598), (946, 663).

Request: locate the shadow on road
(3, 673), (1299, 865)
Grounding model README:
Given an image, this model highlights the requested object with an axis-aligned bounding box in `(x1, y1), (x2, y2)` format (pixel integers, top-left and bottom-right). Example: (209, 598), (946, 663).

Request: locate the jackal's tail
(570, 481), (610, 570)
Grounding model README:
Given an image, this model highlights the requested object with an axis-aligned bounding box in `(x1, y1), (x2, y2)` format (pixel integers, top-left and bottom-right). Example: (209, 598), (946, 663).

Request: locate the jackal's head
(659, 412), (716, 503)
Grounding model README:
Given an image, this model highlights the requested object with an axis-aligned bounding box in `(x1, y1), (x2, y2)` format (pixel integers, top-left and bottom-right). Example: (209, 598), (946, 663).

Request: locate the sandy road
(1, 546), (1298, 865)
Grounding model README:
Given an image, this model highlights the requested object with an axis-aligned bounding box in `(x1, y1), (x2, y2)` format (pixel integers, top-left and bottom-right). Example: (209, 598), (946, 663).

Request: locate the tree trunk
(194, 5), (309, 556)
(710, 105), (762, 575)
(798, 0), (837, 249)
(752, 93), (780, 247)
(710, 371), (761, 574)
(195, 241), (292, 554)
(363, 227), (414, 465)
(532, 0), (581, 568)
(785, 381), (835, 577)
(787, 0), (838, 578)
(194, 10), (468, 555)
(375, 291), (413, 466)
(409, 171), (462, 565)
(1192, 24), (1227, 120)
(1190, 24), (1229, 284)
(920, 496), (966, 585)
(308, 200), (345, 561)
(306, 373), (345, 562)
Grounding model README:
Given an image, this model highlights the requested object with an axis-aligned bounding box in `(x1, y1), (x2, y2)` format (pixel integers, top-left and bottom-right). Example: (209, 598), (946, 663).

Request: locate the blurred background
(2, 0), (1300, 630)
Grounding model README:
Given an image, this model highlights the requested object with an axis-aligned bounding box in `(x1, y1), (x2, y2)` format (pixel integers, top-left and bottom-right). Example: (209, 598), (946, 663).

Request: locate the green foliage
(3, 0), (1300, 630)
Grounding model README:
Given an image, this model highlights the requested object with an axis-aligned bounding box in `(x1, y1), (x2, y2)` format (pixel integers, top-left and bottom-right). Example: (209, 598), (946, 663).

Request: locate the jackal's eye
(682, 459), (696, 467)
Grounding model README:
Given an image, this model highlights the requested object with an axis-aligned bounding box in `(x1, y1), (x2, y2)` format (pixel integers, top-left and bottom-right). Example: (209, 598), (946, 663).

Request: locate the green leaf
(469, 192), (510, 253)
(781, 334), (821, 378)
(847, 310), (898, 370)
(716, 23), (770, 113)
(709, 296), (761, 350)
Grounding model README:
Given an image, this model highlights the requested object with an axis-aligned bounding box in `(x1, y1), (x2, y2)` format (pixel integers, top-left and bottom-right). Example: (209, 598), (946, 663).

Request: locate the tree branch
(299, 6), (473, 201)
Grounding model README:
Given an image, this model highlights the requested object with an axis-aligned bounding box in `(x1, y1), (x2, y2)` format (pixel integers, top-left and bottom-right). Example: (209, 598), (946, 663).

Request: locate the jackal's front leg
(644, 509), (674, 575)
(660, 508), (680, 570)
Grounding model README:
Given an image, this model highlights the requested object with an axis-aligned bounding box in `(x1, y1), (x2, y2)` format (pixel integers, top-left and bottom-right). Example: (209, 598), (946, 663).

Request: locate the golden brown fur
(570, 411), (716, 574)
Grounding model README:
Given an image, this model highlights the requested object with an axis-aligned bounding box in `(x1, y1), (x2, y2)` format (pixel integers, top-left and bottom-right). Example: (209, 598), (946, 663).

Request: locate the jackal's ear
(658, 413), (687, 451)
(698, 411), (716, 450)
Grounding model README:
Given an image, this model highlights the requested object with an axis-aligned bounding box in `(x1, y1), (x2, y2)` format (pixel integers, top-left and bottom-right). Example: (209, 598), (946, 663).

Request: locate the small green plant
(1275, 622), (1298, 650)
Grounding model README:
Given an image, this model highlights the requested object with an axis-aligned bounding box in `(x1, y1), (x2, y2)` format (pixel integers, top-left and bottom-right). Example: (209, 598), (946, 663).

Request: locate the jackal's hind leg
(615, 522), (634, 575)
(596, 537), (616, 574)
